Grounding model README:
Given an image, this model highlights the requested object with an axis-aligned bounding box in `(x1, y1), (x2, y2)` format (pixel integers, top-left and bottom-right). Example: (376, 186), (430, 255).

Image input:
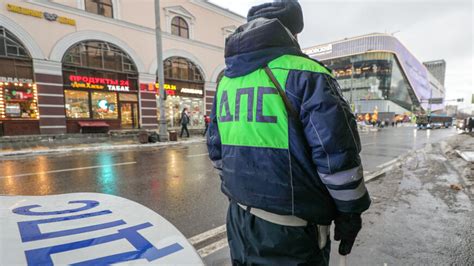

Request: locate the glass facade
(322, 52), (416, 111)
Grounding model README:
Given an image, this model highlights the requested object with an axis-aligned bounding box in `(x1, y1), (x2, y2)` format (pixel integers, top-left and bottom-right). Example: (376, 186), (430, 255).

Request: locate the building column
(205, 81), (217, 115)
(33, 59), (67, 135)
(139, 73), (158, 129)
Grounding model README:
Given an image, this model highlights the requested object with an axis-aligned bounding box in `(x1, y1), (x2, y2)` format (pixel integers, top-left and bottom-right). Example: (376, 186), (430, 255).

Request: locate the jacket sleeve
(206, 94), (223, 174)
(297, 71), (371, 213)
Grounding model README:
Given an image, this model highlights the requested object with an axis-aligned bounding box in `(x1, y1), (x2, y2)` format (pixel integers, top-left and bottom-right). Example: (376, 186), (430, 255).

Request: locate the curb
(364, 154), (406, 183)
(0, 138), (206, 158)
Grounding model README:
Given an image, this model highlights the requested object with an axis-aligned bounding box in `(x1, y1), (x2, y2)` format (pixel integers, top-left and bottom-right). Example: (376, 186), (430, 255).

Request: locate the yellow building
(0, 0), (244, 135)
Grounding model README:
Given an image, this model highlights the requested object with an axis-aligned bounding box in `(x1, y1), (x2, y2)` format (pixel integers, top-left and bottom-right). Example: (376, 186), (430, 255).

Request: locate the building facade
(0, 0), (243, 136)
(303, 33), (446, 115)
(423, 59), (446, 86)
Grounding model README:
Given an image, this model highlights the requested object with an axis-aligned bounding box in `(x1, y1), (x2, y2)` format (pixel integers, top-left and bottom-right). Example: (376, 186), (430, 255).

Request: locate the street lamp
(154, 0), (168, 141)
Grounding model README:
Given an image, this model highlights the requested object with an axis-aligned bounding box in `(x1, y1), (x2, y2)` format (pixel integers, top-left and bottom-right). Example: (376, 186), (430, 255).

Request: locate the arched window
(0, 27), (36, 120)
(0, 26), (33, 78)
(62, 41), (139, 122)
(85, 0), (113, 18)
(171, 17), (189, 38)
(63, 41), (137, 74)
(164, 57), (203, 82)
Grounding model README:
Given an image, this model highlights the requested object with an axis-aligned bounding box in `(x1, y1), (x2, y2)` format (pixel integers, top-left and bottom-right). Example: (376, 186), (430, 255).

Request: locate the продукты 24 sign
(0, 193), (203, 265)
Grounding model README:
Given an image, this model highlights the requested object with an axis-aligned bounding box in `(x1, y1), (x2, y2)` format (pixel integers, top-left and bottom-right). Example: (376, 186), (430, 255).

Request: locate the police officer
(207, 1), (370, 264)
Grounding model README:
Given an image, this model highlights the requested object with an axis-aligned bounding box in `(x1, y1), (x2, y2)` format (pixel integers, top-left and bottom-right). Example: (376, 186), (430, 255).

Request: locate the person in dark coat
(179, 108), (190, 138)
(207, 1), (370, 265)
(203, 115), (211, 136)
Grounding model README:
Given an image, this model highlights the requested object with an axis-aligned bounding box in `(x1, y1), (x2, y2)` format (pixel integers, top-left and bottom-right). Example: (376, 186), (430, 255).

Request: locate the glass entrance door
(120, 102), (138, 129)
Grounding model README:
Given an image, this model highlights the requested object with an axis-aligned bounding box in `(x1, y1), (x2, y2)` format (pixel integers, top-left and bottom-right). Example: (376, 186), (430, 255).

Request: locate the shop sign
(156, 83), (177, 95)
(69, 75), (130, 92)
(7, 4), (76, 26)
(140, 83), (177, 95)
(180, 88), (203, 96)
(140, 82), (203, 98)
(0, 76), (33, 84)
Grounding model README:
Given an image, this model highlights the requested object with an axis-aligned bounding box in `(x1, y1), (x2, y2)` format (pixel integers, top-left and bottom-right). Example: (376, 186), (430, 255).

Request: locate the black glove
(334, 212), (362, 255)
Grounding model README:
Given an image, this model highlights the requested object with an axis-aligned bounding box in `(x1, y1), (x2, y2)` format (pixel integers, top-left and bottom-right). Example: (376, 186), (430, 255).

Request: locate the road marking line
(188, 224), (226, 245)
(197, 237), (228, 258)
(0, 161), (137, 178)
(187, 153), (209, 158)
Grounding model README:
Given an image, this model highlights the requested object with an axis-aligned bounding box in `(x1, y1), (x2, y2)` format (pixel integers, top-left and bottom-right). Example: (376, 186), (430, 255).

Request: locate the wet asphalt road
(0, 126), (457, 239)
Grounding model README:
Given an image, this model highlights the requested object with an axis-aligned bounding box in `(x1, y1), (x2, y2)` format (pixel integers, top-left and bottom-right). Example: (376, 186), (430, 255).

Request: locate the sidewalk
(204, 133), (473, 266)
(0, 134), (205, 158)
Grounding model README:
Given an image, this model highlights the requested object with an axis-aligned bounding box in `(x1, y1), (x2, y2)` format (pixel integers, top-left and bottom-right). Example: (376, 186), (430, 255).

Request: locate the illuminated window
(171, 17), (189, 38)
(0, 27), (37, 120)
(85, 0), (113, 18)
(64, 90), (90, 119)
(2, 85), (38, 119)
(91, 91), (118, 119)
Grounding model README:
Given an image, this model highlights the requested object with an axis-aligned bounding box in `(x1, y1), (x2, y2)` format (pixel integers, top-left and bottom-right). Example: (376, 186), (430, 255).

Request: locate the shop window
(158, 96), (204, 128)
(85, 0), (113, 18)
(171, 16), (189, 39)
(0, 27), (36, 120)
(1, 84), (38, 119)
(64, 90), (90, 119)
(91, 91), (118, 119)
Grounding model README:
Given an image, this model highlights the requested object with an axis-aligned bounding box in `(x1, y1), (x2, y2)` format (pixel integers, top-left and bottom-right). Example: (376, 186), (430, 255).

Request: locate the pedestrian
(179, 108), (190, 138)
(207, 1), (370, 265)
(203, 115), (211, 136)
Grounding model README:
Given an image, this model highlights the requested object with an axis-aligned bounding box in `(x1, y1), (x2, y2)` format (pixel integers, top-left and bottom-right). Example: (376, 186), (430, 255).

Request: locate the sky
(210, 0), (473, 111)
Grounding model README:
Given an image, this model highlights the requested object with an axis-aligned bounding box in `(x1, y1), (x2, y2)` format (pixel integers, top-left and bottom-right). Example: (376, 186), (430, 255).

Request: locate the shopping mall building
(0, 0), (243, 136)
(303, 33), (446, 117)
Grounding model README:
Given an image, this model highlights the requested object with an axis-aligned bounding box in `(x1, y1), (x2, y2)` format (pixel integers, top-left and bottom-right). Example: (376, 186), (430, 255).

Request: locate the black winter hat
(247, 0), (304, 35)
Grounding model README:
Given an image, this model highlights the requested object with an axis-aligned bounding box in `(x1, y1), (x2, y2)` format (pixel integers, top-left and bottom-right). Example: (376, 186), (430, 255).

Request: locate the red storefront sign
(68, 75), (130, 91)
(140, 83), (177, 96)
